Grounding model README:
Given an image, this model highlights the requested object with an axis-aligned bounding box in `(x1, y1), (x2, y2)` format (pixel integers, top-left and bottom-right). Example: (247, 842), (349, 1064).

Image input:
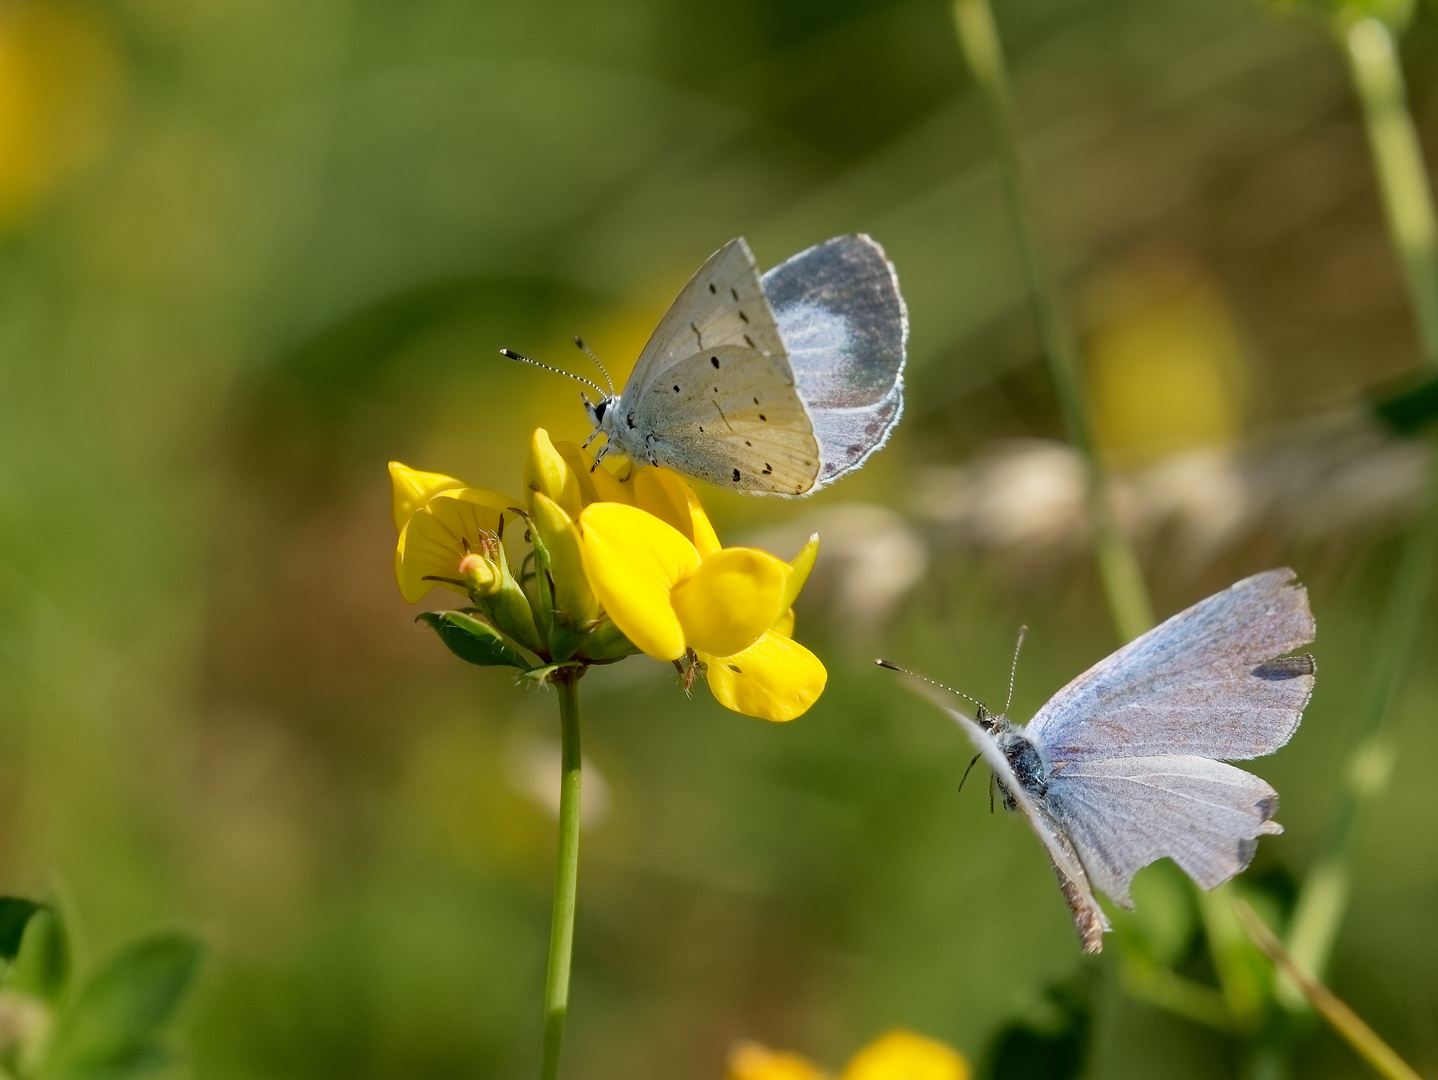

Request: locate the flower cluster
(728, 1029), (969, 1080)
(390, 429), (827, 721)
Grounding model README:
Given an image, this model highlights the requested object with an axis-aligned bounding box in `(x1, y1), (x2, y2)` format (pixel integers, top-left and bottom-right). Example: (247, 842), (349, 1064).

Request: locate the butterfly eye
(594, 400), (608, 422)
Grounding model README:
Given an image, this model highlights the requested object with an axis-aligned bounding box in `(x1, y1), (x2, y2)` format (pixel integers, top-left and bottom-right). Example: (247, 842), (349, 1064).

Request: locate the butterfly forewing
(1027, 568), (1315, 761)
(762, 234), (907, 486)
(636, 343), (819, 494)
(626, 238), (788, 393)
(1047, 755), (1281, 908)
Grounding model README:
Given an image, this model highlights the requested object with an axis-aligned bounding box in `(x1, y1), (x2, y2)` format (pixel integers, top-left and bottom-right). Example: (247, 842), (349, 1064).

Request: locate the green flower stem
(540, 668), (584, 1080)
(950, 0), (1154, 644)
(1282, 13), (1438, 1002)
(1344, 17), (1438, 365)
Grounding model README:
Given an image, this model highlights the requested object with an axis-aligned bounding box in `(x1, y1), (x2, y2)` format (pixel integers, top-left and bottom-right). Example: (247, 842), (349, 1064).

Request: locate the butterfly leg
(957, 752), (982, 793)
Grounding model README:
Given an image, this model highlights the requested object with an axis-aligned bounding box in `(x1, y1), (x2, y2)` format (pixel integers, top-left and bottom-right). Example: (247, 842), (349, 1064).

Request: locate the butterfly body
(585, 234), (906, 495)
(893, 568), (1315, 954)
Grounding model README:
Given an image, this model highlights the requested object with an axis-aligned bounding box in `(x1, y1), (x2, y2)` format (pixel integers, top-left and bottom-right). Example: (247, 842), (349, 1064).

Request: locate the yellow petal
(840, 1030), (969, 1080)
(702, 631), (827, 722)
(774, 607), (796, 638)
(531, 492), (599, 623)
(389, 461), (466, 531)
(524, 428), (583, 519)
(633, 467), (721, 557)
(577, 502), (699, 661)
(728, 1042), (830, 1080)
(671, 547), (785, 657)
(555, 440), (635, 505)
(781, 533), (820, 613)
(394, 489), (513, 604)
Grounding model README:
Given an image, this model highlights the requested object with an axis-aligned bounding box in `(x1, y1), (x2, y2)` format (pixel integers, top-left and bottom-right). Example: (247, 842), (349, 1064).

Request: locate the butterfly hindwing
(1047, 755), (1281, 908)
(762, 234), (907, 486)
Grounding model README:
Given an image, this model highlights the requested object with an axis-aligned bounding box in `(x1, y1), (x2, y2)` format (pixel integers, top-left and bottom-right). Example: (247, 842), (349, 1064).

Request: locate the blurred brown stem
(1235, 900), (1424, 1080)
(1283, 12), (1438, 1003)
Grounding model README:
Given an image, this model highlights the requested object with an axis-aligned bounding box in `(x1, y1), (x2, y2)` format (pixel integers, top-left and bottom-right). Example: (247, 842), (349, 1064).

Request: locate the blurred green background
(0, 0), (1435, 1076)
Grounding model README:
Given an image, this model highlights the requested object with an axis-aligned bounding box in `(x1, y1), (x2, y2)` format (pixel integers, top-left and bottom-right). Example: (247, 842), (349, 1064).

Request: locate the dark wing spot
(1252, 656), (1315, 680)
(738, 310), (749, 323)
(758, 414), (766, 421)
(626, 412), (636, 429)
(864, 421), (881, 436)
(711, 356), (720, 368)
(1236, 837), (1259, 870)
(730, 287), (738, 301)
(743, 334), (754, 347)
(744, 440), (751, 447)
(847, 444), (863, 456)
(708, 282), (716, 294)
(673, 385), (680, 393)
(1256, 794), (1279, 820)
(732, 468), (741, 482)
(753, 397), (759, 405)
(698, 425), (704, 432)
(762, 464), (772, 475)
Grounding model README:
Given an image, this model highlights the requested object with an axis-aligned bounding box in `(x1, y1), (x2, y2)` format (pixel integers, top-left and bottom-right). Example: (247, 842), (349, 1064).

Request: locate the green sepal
(417, 611), (531, 669)
(576, 618), (640, 662)
(546, 620), (587, 663)
(0, 898), (43, 965)
(518, 661), (584, 686)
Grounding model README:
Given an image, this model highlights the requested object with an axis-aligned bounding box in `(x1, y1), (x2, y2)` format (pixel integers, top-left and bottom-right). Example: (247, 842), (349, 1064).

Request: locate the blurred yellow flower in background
(728, 1029), (969, 1080)
(0, 1), (124, 227)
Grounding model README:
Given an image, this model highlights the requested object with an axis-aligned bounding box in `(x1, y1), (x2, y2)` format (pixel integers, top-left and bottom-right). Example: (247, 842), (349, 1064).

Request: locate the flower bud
(530, 492), (600, 628)
(524, 428), (583, 519)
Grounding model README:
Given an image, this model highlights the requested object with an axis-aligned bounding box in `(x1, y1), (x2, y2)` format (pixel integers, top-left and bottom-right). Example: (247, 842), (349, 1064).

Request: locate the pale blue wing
(1027, 568), (1315, 762)
(1047, 755), (1282, 907)
(762, 234), (907, 487)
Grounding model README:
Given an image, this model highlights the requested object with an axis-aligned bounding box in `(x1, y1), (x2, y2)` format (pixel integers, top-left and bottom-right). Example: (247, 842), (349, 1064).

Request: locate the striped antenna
(500, 348), (605, 396)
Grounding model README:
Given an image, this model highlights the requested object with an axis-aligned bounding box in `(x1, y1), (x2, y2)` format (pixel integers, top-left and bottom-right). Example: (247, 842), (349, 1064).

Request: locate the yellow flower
(728, 1042), (830, 1080)
(841, 1030), (969, 1080)
(389, 462), (542, 655)
(389, 462), (516, 604)
(727, 1030), (969, 1080)
(699, 534), (825, 722)
(577, 469), (826, 721)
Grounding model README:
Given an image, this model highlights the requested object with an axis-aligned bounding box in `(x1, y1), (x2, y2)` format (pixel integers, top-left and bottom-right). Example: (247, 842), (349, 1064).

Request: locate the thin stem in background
(950, 0), (1154, 645)
(540, 669), (584, 1080)
(1236, 900), (1425, 1080)
(1282, 13), (1438, 1001)
(948, 0), (1269, 1028)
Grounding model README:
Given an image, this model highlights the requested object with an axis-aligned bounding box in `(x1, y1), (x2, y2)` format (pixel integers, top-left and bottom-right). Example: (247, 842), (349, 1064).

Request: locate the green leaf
(416, 611), (530, 668)
(0, 899), (43, 964)
(9, 904), (71, 1003)
(1373, 371), (1438, 434)
(43, 933), (203, 1080)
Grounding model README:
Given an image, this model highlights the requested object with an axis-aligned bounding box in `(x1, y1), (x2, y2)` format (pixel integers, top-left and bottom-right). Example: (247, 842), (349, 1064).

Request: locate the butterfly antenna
(1003, 625), (1027, 714)
(875, 659), (986, 712)
(500, 348), (606, 396)
(573, 336), (615, 396)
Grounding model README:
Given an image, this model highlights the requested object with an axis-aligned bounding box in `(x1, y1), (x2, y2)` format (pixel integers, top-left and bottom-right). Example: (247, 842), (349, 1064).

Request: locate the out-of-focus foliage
(0, 0), (1437, 1077)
